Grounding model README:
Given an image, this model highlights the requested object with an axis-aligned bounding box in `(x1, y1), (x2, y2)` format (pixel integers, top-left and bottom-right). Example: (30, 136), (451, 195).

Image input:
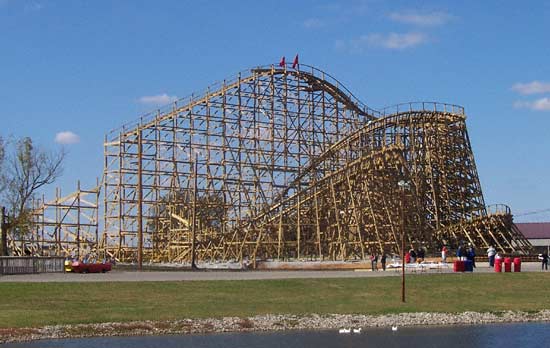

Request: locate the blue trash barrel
(464, 260), (473, 272)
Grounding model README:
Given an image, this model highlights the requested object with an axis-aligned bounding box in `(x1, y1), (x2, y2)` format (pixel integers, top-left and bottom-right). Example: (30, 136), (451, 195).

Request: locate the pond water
(3, 322), (550, 348)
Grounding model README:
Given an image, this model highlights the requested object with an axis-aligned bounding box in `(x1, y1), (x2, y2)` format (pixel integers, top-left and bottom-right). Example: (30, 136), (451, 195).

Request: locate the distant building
(516, 222), (550, 254)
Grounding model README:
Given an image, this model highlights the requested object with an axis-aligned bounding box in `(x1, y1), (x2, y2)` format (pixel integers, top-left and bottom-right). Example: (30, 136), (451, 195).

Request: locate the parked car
(69, 261), (112, 273)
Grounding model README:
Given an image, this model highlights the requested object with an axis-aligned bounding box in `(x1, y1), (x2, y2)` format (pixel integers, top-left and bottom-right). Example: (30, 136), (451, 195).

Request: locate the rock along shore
(2, 310), (550, 344)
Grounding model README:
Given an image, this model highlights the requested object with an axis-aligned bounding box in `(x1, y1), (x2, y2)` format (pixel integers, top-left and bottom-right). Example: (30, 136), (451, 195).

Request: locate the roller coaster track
(11, 63), (532, 261)
(109, 65), (377, 141)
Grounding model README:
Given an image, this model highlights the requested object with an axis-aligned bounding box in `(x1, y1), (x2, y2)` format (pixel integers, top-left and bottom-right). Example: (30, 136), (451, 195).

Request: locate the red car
(70, 261), (112, 273)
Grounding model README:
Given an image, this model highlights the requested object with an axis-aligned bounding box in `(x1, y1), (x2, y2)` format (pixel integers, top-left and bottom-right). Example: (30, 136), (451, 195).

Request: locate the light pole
(191, 154), (198, 270)
(397, 180), (410, 303)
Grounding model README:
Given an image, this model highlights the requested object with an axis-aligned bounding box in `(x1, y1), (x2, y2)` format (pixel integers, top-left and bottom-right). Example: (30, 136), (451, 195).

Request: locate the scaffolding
(9, 63), (532, 262)
(9, 181), (100, 258)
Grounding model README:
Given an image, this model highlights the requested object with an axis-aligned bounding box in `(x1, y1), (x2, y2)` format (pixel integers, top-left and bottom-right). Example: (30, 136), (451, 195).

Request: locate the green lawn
(1, 273), (549, 328)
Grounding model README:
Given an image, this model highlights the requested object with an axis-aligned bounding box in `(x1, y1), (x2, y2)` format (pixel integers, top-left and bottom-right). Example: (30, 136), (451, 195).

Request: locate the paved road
(0, 262), (546, 282)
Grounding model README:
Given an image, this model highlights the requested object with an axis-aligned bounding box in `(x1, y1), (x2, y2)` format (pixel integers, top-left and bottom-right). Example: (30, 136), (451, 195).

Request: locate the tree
(0, 137), (65, 255)
(0, 136), (6, 255)
(0, 136), (5, 191)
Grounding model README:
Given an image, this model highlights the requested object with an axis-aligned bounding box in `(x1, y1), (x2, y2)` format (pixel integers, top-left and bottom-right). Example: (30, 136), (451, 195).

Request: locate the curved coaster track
(10, 64), (531, 262)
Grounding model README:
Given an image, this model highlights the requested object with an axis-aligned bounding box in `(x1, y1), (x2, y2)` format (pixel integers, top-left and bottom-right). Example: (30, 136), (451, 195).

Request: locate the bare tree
(0, 136), (6, 255)
(0, 136), (5, 191)
(0, 137), (65, 254)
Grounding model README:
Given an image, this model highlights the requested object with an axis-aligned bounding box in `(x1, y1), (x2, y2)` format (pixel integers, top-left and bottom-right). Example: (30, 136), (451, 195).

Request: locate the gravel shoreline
(2, 310), (550, 343)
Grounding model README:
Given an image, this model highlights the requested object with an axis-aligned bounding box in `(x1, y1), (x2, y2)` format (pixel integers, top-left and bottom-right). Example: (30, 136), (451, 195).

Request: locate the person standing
(487, 245), (496, 267)
(370, 253), (378, 271)
(417, 247), (425, 263)
(457, 244), (464, 261)
(539, 252), (549, 271)
(409, 248), (417, 263)
(381, 253), (387, 271)
(441, 245), (448, 263)
(467, 244), (476, 268)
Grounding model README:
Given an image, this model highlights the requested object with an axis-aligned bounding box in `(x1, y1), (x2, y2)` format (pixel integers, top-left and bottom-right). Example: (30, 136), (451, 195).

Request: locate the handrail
(378, 101), (465, 117)
(282, 63), (380, 117)
(107, 66), (257, 138)
(265, 104), (467, 206)
(486, 204), (511, 216)
(106, 63), (466, 140)
(107, 63), (377, 138)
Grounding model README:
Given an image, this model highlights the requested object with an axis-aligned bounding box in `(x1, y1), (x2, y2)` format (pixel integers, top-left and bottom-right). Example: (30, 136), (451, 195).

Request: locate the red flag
(279, 56), (286, 67)
(292, 54), (299, 69)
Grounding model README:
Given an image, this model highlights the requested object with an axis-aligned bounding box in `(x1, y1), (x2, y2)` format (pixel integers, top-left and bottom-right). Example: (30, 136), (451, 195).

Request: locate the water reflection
(3, 322), (550, 348)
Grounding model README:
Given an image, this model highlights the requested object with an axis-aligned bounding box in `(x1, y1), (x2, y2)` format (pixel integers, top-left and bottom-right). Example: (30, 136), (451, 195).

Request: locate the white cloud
(310, 1), (369, 27)
(318, 0), (369, 16)
(303, 18), (325, 29)
(335, 39), (347, 51)
(513, 98), (550, 111)
(55, 131), (80, 145)
(138, 93), (178, 105)
(340, 32), (428, 52)
(389, 11), (453, 26)
(24, 1), (43, 11)
(511, 81), (550, 95)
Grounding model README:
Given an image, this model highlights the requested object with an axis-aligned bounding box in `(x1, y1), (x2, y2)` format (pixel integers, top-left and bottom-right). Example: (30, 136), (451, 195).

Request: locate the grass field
(1, 273), (548, 328)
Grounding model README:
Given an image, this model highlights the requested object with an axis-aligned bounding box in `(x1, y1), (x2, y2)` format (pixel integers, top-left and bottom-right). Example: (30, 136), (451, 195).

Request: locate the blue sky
(1, 0), (549, 221)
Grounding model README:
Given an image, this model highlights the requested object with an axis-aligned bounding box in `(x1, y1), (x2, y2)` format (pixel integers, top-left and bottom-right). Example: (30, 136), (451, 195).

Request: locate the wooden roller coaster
(9, 63), (531, 263)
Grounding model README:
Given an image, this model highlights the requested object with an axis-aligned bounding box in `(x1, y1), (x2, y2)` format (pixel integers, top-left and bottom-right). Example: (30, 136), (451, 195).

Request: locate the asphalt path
(0, 262), (546, 282)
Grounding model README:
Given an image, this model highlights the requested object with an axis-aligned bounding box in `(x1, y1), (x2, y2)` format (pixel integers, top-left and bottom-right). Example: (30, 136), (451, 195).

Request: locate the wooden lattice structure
(8, 181), (100, 258)
(102, 65), (377, 262)
(10, 63), (531, 262)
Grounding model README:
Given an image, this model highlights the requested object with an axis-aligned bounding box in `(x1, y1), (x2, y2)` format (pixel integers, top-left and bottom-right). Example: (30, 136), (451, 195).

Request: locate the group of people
(405, 246), (427, 264)
(370, 252), (387, 271)
(440, 243), (477, 267)
(370, 244), (550, 272)
(457, 243), (477, 267)
(370, 246), (428, 271)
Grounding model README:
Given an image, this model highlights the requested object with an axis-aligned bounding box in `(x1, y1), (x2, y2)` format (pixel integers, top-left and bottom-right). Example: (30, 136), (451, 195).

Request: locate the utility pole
(191, 154), (198, 270)
(398, 180), (410, 303)
(137, 129), (143, 271)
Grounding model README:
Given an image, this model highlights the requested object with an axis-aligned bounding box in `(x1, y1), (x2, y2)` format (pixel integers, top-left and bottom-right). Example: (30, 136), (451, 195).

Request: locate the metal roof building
(516, 222), (550, 253)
